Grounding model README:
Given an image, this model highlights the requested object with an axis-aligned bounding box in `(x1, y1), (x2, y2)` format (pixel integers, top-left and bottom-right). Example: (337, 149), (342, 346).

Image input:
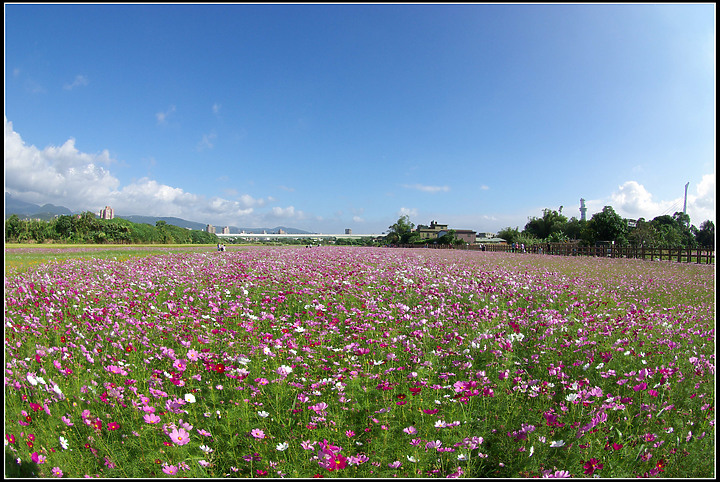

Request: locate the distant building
(476, 235), (508, 244)
(416, 221), (448, 240)
(99, 206), (114, 219)
(222, 226), (230, 234)
(345, 228), (352, 235)
(454, 229), (477, 244)
(206, 224), (216, 234)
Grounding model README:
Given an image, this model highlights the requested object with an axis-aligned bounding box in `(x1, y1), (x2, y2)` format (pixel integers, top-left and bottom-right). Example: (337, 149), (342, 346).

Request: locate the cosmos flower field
(4, 246), (715, 478)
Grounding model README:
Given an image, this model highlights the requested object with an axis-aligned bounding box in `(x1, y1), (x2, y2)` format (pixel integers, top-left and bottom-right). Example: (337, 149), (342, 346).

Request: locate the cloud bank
(607, 178), (715, 225)
(4, 117), (305, 228)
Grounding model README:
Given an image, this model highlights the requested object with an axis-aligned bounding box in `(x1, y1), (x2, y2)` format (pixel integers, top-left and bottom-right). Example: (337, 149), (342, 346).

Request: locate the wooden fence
(396, 243), (715, 264)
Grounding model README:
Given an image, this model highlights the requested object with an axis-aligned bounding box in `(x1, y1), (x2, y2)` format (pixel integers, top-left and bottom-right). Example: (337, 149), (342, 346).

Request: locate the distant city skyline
(4, 4), (715, 233)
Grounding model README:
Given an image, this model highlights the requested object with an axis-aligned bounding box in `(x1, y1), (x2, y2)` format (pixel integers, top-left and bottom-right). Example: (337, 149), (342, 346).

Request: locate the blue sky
(5, 3), (715, 234)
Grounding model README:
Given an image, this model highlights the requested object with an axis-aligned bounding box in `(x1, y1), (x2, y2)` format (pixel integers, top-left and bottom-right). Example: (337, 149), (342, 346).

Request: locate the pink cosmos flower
(144, 413), (161, 424)
(251, 428), (265, 439)
(163, 464), (178, 475)
(169, 427), (190, 446)
(31, 452), (46, 464)
(51, 467), (63, 477)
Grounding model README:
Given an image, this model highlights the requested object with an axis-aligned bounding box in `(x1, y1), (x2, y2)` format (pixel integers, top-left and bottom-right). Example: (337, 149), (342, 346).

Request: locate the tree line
(5, 212), (220, 245)
(386, 206), (714, 249)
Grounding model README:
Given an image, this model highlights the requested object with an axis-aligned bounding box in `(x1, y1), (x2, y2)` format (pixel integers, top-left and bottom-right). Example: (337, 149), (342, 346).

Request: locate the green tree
(695, 220), (714, 248)
(629, 219), (660, 248)
(587, 206), (628, 244)
(564, 217), (586, 240)
(28, 220), (53, 243)
(650, 213), (695, 248)
(436, 229), (456, 245)
(523, 208), (568, 240)
(387, 215), (415, 244)
(5, 214), (24, 241)
(496, 226), (520, 245)
(54, 215), (75, 240)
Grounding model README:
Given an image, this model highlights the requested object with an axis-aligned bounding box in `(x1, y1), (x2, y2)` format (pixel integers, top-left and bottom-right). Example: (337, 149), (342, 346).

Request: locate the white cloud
(63, 75), (89, 90)
(156, 105), (176, 124)
(270, 206), (298, 218)
(352, 215), (364, 223)
(687, 174), (715, 223)
(610, 181), (662, 218)
(267, 206), (310, 225)
(607, 179), (715, 224)
(4, 117), (118, 209)
(212, 103), (221, 115)
(2, 117), (286, 227)
(398, 207), (418, 218)
(480, 185), (490, 191)
(239, 194), (270, 209)
(402, 183), (450, 193)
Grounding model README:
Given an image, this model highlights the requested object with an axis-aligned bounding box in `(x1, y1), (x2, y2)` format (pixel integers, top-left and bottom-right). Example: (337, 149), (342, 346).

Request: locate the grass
(4, 246), (715, 478)
(4, 244), (226, 275)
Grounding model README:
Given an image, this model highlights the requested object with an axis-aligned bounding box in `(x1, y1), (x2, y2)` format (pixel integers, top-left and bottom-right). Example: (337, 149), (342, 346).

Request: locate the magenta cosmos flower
(169, 427), (190, 446)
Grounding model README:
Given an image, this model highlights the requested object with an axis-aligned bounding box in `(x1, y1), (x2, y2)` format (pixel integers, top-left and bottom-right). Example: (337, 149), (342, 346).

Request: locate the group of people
(216, 243), (226, 252)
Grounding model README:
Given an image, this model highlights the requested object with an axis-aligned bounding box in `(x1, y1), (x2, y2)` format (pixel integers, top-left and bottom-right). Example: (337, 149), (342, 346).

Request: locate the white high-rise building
(100, 206), (114, 219)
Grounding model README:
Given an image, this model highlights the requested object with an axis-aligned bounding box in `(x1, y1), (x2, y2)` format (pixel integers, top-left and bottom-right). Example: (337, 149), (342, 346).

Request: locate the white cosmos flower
(276, 442), (289, 451)
(184, 393), (196, 403)
(550, 440), (565, 448)
(277, 365), (293, 375)
(407, 455), (418, 463)
(199, 444), (213, 454)
(258, 411), (270, 418)
(59, 436), (69, 450)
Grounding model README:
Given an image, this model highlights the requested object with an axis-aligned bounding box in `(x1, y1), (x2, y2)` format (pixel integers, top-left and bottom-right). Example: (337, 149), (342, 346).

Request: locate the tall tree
(524, 208), (568, 240)
(629, 219), (659, 248)
(587, 206), (628, 244)
(497, 226), (520, 245)
(695, 220), (714, 248)
(564, 217), (586, 240)
(387, 215), (415, 244)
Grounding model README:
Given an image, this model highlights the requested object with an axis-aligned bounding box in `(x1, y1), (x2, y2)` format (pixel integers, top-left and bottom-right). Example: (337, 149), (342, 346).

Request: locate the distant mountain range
(5, 193), (74, 218)
(4, 193), (312, 234)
